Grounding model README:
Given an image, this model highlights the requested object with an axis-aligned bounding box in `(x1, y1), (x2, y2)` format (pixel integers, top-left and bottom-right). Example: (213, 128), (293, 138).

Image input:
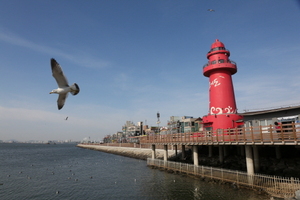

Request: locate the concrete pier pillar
(208, 145), (213, 157)
(164, 145), (168, 161)
(276, 146), (281, 159)
(151, 144), (156, 159)
(193, 145), (199, 166)
(253, 145), (260, 173)
(219, 146), (224, 163)
(174, 145), (178, 157)
(245, 146), (254, 175)
(181, 145), (186, 159)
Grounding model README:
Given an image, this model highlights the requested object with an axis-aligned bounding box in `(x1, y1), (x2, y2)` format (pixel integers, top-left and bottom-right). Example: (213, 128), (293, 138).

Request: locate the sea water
(0, 143), (268, 200)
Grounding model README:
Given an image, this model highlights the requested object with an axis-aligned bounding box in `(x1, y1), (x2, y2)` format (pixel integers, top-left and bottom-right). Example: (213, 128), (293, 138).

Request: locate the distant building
(144, 126), (159, 135)
(167, 116), (181, 134)
(181, 116), (201, 133)
(103, 135), (112, 143)
(166, 116), (203, 134)
(122, 121), (141, 137)
(115, 131), (124, 142)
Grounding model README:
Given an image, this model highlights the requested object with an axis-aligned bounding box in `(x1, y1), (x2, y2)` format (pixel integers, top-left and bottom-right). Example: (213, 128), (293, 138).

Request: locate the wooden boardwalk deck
(140, 123), (300, 145)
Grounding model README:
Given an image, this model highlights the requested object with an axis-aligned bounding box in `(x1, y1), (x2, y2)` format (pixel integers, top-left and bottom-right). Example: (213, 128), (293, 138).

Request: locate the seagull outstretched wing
(57, 93), (68, 110)
(51, 58), (69, 88)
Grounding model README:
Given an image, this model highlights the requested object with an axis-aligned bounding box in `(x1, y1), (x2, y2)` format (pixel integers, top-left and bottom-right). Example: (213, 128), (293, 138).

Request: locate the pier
(78, 136), (300, 198)
(139, 122), (300, 198)
(140, 122), (300, 172)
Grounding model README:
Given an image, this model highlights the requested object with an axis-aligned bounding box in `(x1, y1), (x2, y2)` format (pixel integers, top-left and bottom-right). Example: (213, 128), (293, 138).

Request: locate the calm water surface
(0, 143), (268, 200)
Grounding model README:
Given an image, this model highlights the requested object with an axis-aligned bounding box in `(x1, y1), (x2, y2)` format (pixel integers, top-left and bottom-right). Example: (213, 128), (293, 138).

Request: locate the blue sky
(1, 0), (300, 142)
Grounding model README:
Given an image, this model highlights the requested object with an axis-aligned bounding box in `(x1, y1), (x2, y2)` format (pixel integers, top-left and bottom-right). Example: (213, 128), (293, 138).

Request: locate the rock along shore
(77, 144), (177, 160)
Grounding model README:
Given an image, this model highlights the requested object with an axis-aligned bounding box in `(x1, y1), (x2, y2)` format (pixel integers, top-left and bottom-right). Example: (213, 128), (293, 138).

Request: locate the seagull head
(50, 89), (58, 94)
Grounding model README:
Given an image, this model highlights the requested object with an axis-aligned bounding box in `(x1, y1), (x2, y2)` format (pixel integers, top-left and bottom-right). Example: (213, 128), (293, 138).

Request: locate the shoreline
(77, 144), (177, 160)
(77, 144), (300, 178)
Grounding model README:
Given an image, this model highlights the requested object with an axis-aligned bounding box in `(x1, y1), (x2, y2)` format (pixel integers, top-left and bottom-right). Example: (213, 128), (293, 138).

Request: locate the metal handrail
(147, 158), (300, 198)
(203, 59), (236, 69)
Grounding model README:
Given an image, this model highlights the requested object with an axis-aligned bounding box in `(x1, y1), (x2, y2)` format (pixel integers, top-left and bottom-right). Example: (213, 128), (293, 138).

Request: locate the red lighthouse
(202, 39), (243, 132)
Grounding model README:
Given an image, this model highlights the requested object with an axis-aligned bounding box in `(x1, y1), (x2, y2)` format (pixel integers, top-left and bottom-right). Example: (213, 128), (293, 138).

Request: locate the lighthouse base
(202, 114), (243, 132)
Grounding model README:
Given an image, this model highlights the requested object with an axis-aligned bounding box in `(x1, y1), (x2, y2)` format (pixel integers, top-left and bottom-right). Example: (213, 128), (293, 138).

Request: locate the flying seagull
(65, 117), (68, 120)
(49, 58), (80, 110)
(207, 9), (215, 12)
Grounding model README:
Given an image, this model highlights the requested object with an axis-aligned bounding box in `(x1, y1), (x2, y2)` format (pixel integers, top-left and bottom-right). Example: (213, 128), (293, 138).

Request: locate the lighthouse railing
(203, 59), (237, 69)
(140, 122), (300, 144)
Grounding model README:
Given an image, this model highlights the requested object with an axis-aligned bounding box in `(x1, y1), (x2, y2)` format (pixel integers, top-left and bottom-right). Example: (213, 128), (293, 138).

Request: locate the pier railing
(141, 123), (300, 145)
(147, 158), (300, 198)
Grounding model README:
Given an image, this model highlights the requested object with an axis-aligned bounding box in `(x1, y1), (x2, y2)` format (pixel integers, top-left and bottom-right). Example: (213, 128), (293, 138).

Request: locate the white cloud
(0, 106), (61, 122)
(235, 73), (300, 112)
(0, 27), (111, 69)
(0, 106), (116, 141)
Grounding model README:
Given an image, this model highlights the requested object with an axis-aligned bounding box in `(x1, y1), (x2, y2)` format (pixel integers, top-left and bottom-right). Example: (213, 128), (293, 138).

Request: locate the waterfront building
(166, 116), (203, 134)
(167, 116), (181, 134)
(115, 131), (124, 143)
(103, 135), (112, 143)
(242, 104), (300, 134)
(181, 116), (201, 133)
(194, 117), (203, 132)
(122, 121), (141, 137)
(144, 126), (159, 135)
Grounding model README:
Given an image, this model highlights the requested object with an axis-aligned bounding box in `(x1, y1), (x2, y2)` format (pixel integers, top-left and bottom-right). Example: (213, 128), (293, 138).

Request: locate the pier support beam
(151, 144), (156, 159)
(193, 145), (199, 166)
(219, 146), (224, 163)
(245, 146), (254, 175)
(164, 145), (168, 161)
(181, 145), (186, 159)
(174, 145), (178, 157)
(253, 145), (260, 173)
(208, 145), (213, 157)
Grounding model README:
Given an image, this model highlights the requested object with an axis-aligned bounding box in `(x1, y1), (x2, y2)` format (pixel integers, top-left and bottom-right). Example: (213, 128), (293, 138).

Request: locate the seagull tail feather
(70, 83), (80, 95)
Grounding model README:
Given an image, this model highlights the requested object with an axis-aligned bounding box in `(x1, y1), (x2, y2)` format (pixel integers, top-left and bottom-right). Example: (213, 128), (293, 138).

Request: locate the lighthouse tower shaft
(202, 39), (243, 131)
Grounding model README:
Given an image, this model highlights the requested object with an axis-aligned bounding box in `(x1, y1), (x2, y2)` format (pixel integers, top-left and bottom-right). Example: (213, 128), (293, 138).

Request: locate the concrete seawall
(77, 144), (177, 160)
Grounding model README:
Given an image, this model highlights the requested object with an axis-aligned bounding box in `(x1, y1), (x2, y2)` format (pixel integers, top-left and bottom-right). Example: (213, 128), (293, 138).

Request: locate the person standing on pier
(274, 122), (282, 140)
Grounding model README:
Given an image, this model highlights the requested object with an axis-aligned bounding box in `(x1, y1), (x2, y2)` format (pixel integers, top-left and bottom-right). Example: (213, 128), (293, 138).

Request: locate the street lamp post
(157, 112), (160, 134)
